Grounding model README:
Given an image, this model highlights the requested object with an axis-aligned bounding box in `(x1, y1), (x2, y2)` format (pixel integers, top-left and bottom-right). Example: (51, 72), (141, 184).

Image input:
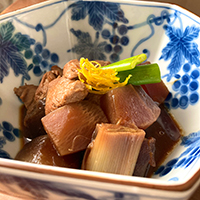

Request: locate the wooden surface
(0, 0), (200, 199)
(0, 0), (47, 14)
(144, 0), (200, 17)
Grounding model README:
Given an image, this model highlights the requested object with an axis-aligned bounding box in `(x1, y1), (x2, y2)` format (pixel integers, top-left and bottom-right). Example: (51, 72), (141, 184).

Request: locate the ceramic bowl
(0, 0), (200, 199)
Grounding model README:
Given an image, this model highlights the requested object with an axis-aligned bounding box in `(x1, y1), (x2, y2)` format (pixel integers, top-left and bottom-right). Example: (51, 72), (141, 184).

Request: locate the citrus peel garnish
(77, 58), (131, 94)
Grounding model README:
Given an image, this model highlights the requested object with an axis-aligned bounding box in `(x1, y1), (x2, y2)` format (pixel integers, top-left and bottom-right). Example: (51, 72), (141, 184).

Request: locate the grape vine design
(155, 131), (200, 180)
(25, 42), (59, 78)
(0, 21), (31, 83)
(162, 25), (200, 109)
(67, 1), (200, 109)
(0, 21), (60, 85)
(160, 25), (200, 82)
(67, 1), (129, 61)
(0, 121), (22, 159)
(70, 1), (128, 31)
(0, 0), (200, 110)
(165, 63), (200, 109)
(67, 3), (172, 61)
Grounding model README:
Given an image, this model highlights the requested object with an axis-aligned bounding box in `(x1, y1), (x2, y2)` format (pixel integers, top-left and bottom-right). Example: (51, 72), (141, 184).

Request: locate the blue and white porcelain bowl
(0, 0), (200, 199)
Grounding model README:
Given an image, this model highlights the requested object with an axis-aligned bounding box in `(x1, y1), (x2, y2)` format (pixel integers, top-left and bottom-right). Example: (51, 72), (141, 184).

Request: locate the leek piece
(82, 123), (145, 175)
(117, 63), (161, 85)
(101, 53), (147, 72)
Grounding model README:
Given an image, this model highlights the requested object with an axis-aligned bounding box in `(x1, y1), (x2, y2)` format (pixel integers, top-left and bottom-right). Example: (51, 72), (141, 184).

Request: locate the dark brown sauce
(145, 103), (182, 177)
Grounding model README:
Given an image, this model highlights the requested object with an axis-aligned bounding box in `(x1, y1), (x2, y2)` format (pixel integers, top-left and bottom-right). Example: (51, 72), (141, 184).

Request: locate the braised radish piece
(42, 100), (108, 156)
(101, 84), (161, 129)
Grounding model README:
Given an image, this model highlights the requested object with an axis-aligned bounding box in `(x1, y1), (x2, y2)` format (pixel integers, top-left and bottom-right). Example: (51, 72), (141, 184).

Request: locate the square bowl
(0, 0), (200, 199)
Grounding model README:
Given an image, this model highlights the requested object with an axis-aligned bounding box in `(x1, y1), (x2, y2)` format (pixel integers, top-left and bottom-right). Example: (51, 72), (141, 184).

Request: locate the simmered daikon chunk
(101, 84), (161, 129)
(42, 101), (108, 156)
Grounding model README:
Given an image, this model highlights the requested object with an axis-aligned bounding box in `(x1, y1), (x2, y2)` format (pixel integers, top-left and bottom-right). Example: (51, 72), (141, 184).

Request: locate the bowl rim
(0, 158), (200, 192)
(0, 0), (200, 193)
(0, 0), (200, 22)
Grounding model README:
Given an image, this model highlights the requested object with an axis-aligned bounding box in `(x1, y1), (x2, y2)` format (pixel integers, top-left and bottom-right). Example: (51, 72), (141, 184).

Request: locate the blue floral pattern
(0, 21), (31, 83)
(25, 41), (60, 78)
(67, 29), (107, 60)
(0, 21), (60, 86)
(70, 1), (128, 31)
(0, 121), (22, 158)
(164, 63), (200, 110)
(160, 25), (200, 82)
(159, 23), (200, 109)
(68, 3), (172, 62)
(67, 1), (129, 61)
(155, 131), (200, 180)
(160, 24), (200, 109)
(1, 2), (199, 107)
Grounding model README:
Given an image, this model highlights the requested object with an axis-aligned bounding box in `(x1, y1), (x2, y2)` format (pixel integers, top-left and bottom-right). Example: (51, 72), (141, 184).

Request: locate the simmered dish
(14, 55), (182, 177)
